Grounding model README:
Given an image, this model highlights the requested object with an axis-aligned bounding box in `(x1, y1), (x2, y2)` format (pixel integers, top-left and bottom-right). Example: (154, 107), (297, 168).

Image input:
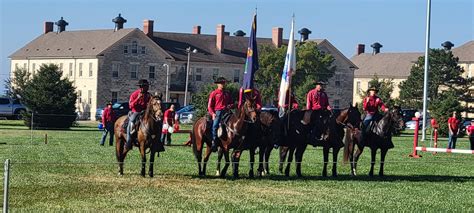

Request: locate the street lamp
(184, 46), (197, 106)
(162, 64), (170, 102)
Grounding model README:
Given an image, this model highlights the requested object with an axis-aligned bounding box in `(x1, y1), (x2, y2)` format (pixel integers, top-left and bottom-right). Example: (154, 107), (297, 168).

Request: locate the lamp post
(184, 47), (197, 106)
(162, 64), (170, 102)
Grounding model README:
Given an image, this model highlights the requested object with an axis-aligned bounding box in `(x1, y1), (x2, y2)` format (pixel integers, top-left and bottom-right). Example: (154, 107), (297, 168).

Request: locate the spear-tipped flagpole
(422, 0), (431, 141)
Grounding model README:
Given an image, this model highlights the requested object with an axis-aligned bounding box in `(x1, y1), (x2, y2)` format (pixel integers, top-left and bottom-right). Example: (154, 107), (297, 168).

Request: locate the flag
(278, 17), (296, 118)
(242, 14), (259, 92)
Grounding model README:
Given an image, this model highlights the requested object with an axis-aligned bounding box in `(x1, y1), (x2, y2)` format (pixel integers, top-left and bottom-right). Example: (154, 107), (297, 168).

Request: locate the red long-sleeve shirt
(208, 88), (233, 115)
(467, 125), (474, 136)
(102, 107), (115, 126)
(363, 95), (386, 115)
(306, 88), (330, 110)
(163, 109), (175, 125)
(129, 89), (151, 113)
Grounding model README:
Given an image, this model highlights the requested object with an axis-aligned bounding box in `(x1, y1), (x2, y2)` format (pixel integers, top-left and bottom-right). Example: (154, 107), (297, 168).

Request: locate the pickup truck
(0, 97), (27, 120)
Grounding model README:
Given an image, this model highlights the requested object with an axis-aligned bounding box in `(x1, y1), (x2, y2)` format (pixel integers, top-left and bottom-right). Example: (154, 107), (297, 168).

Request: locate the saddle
(121, 112), (143, 145)
(207, 111), (232, 140)
(366, 114), (385, 137)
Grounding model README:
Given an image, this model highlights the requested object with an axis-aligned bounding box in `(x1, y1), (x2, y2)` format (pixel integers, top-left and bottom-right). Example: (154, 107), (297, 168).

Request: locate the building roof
(351, 52), (422, 78)
(452, 40), (474, 62)
(9, 28), (137, 58)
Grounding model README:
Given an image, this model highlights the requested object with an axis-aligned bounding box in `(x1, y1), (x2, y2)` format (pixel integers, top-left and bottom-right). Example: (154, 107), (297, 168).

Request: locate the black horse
(254, 110), (282, 176)
(345, 107), (404, 177)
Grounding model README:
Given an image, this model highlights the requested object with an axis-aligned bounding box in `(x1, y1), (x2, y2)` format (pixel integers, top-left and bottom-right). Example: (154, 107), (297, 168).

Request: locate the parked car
(95, 102), (130, 121)
(459, 119), (472, 137)
(177, 105), (195, 124)
(401, 109), (417, 124)
(404, 119), (431, 130)
(0, 97), (27, 120)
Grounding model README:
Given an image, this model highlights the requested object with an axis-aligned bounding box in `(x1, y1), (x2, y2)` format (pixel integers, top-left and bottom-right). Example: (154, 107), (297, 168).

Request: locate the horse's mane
(143, 96), (157, 124)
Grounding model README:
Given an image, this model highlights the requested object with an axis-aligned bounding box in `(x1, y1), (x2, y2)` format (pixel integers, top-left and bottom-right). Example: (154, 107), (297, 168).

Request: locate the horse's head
(389, 106), (404, 132)
(148, 94), (163, 121)
(242, 96), (258, 123)
(260, 111), (282, 145)
(345, 103), (362, 129)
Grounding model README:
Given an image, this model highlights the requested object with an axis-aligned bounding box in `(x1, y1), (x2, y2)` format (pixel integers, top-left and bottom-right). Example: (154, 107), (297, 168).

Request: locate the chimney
(55, 17), (69, 33)
(371, 42), (382, 55)
(143, 20), (154, 38)
(298, 28), (312, 42)
(216, 24), (225, 53)
(192, 25), (201, 34)
(272, 27), (283, 48)
(441, 41), (454, 50)
(44, 22), (54, 34)
(112, 13), (127, 31)
(356, 44), (365, 55)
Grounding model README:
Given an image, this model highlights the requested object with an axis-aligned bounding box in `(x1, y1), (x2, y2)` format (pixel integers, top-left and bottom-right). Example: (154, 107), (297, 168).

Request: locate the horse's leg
(284, 147), (295, 177)
(216, 147), (224, 176)
(116, 135), (124, 176)
(232, 150), (242, 179)
(140, 142), (147, 177)
(349, 143), (356, 176)
(220, 149), (231, 178)
(322, 146), (329, 177)
(257, 146), (265, 176)
(148, 143), (156, 178)
(379, 148), (388, 177)
(264, 146), (272, 175)
(295, 144), (307, 177)
(249, 147), (255, 178)
(332, 147), (340, 177)
(279, 146), (289, 174)
(353, 145), (364, 176)
(202, 142), (212, 176)
(369, 147), (377, 177)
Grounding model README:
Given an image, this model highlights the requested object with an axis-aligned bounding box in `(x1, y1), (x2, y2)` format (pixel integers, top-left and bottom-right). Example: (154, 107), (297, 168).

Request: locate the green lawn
(1, 120), (473, 211)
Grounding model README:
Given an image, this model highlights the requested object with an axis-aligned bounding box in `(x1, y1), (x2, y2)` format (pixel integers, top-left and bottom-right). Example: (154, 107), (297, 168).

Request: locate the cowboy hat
(368, 87), (379, 92)
(315, 81), (327, 85)
(137, 79), (150, 87)
(214, 77), (228, 84)
(106, 101), (113, 106)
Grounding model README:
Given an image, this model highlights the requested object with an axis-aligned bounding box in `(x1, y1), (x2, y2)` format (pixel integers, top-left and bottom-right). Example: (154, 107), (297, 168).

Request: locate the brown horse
(192, 97), (257, 178)
(344, 107), (403, 177)
(114, 95), (163, 177)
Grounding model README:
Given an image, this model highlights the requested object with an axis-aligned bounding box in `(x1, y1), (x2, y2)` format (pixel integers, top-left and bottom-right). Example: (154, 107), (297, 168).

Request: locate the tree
(399, 49), (468, 109)
(429, 90), (463, 136)
(19, 64), (77, 128)
(5, 67), (30, 99)
(255, 41), (336, 106)
(192, 81), (240, 119)
(358, 75), (395, 107)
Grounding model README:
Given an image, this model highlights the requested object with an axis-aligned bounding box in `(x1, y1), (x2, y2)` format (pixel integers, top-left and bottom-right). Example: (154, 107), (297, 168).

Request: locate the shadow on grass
(186, 174), (474, 183)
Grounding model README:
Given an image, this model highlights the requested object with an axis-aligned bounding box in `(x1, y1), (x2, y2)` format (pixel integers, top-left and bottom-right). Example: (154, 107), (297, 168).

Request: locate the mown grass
(1, 120), (473, 211)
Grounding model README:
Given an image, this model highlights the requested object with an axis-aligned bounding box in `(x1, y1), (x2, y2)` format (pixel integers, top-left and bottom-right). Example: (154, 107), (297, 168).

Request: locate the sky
(0, 0), (473, 90)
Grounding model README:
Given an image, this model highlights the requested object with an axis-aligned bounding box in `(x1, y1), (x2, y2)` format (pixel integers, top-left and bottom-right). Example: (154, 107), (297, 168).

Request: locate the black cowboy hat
(315, 81), (327, 85)
(368, 87), (379, 92)
(137, 79), (150, 87)
(214, 77), (228, 84)
(106, 101), (113, 106)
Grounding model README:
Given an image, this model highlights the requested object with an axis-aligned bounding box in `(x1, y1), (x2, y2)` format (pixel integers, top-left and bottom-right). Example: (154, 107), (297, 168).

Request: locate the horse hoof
(332, 173), (338, 178)
(369, 172), (374, 177)
(149, 172), (154, 178)
(297, 173), (303, 178)
(215, 171), (221, 177)
(379, 172), (384, 177)
(118, 172), (123, 176)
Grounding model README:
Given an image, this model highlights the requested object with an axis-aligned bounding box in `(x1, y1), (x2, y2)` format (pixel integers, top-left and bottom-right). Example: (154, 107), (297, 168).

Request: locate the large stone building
(10, 15), (356, 120)
(351, 41), (473, 117)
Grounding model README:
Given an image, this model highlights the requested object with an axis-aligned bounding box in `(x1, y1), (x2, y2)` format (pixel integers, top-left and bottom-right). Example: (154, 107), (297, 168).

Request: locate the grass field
(1, 120), (473, 211)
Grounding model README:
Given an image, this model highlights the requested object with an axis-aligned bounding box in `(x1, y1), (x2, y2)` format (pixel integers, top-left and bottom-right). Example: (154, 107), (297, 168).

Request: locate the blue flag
(242, 14), (259, 92)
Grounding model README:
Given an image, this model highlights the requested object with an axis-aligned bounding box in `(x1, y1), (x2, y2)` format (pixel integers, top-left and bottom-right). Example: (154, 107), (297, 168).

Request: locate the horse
(191, 97), (257, 178)
(114, 95), (163, 177)
(254, 110), (282, 176)
(344, 107), (403, 177)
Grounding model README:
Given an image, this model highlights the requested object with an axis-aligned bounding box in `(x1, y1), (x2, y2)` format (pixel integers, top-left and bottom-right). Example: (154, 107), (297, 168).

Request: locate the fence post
(30, 112), (34, 143)
(3, 159), (10, 213)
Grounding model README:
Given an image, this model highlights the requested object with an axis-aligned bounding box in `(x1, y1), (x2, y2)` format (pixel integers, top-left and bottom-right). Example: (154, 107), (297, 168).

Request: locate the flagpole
(287, 14), (295, 130)
(421, 0), (431, 141)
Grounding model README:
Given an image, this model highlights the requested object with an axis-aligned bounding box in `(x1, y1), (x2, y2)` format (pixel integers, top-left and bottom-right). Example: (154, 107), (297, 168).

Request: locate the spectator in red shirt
(208, 77), (233, 152)
(447, 111), (460, 149)
(161, 104), (176, 146)
(100, 102), (115, 146)
(126, 79), (151, 150)
(466, 120), (474, 150)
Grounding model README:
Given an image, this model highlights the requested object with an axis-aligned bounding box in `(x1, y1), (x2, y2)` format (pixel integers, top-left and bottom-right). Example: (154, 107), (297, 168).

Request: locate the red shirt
(163, 109), (175, 125)
(284, 93), (299, 110)
(238, 89), (262, 110)
(306, 88), (330, 110)
(467, 125), (474, 136)
(129, 89), (151, 113)
(363, 95), (386, 115)
(102, 107), (115, 125)
(448, 117), (460, 133)
(208, 88), (233, 115)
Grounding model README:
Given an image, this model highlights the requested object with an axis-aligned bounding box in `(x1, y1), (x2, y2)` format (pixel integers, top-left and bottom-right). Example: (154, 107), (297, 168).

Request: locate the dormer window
(141, 46), (146, 54)
(123, 45), (129, 54)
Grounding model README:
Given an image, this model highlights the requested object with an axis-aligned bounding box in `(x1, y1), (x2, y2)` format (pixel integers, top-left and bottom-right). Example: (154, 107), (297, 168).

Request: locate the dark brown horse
(344, 107), (403, 177)
(192, 97), (257, 178)
(255, 110), (282, 176)
(114, 95), (163, 177)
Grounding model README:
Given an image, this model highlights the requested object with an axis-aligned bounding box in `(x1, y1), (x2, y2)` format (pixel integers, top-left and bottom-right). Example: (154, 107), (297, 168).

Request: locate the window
(356, 81), (361, 93)
(111, 92), (118, 103)
(130, 64), (138, 79)
(88, 90), (92, 104)
(336, 88), (342, 95)
(195, 68), (202, 81)
(123, 45), (128, 54)
(333, 99), (340, 109)
(141, 46), (146, 54)
(149, 66), (155, 79)
(88, 63), (93, 77)
(78, 90), (82, 103)
(69, 63), (73, 77)
(32, 63), (36, 75)
(59, 63), (63, 72)
(335, 73), (341, 87)
(233, 69), (240, 83)
(79, 63), (83, 77)
(188, 67), (194, 81)
(212, 68), (219, 80)
(112, 64), (119, 78)
(0, 98), (9, 104)
(131, 41), (138, 54)
(14, 63), (18, 70)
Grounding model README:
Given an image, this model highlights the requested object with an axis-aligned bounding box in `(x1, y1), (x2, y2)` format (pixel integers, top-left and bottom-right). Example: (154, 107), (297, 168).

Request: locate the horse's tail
(191, 119), (201, 161)
(343, 128), (353, 164)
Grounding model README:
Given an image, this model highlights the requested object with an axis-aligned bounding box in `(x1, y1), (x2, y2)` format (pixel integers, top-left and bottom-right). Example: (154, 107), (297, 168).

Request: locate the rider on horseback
(361, 87), (388, 142)
(126, 79), (151, 150)
(208, 77), (234, 152)
(306, 81), (332, 143)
